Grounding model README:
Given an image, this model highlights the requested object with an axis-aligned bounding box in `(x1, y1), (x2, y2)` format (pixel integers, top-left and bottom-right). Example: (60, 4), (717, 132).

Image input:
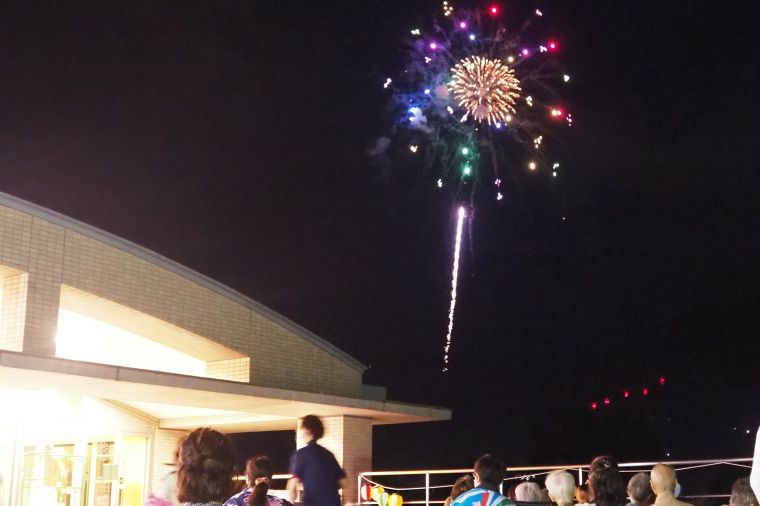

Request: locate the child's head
(451, 474), (475, 500)
(576, 484), (591, 503)
(474, 454), (505, 490)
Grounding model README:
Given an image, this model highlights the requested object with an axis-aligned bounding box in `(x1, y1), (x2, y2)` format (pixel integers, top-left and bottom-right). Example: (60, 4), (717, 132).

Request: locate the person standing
(287, 415), (347, 506)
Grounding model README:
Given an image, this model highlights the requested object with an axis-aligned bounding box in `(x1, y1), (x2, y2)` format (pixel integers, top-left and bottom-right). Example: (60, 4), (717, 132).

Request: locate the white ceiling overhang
(0, 351), (450, 433)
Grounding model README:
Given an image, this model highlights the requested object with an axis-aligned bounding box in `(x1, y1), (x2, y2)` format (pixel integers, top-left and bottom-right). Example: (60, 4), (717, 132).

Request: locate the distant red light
(642, 387), (649, 396)
(489, 5), (499, 16)
(623, 390), (630, 398)
(548, 40), (558, 51)
(603, 397), (611, 405)
(591, 401), (598, 410)
(659, 376), (666, 385)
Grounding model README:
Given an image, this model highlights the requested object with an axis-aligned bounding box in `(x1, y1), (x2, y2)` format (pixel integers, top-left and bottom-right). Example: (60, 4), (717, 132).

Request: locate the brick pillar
(150, 429), (187, 496)
(22, 274), (62, 355)
(0, 272), (28, 351)
(296, 416), (372, 505)
(22, 219), (65, 356)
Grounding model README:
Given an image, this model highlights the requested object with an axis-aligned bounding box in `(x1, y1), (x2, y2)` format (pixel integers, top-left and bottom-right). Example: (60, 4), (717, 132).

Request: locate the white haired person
(545, 471), (575, 506)
(515, 482), (545, 504)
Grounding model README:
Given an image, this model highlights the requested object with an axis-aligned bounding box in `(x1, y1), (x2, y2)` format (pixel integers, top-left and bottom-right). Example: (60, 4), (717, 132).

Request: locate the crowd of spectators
(145, 423), (759, 506)
(442, 451), (758, 506)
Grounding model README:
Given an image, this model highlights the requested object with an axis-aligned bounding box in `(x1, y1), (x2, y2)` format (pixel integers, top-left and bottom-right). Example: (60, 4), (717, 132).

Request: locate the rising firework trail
(443, 206), (466, 372)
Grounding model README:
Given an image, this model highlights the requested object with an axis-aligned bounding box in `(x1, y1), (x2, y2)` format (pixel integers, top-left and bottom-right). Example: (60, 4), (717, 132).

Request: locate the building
(0, 191), (450, 506)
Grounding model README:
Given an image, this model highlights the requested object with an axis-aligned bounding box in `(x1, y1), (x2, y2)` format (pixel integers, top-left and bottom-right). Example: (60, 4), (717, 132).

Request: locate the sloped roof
(0, 191), (365, 372)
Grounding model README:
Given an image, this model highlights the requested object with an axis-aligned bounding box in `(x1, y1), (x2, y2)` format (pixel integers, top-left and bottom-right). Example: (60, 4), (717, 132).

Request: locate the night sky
(1, 0), (758, 472)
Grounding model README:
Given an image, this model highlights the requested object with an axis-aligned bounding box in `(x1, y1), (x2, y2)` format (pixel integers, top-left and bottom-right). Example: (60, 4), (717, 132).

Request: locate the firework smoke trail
(443, 205), (466, 372)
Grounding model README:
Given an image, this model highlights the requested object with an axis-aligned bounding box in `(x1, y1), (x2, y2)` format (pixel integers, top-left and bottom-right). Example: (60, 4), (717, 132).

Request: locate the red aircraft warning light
(489, 5), (500, 16)
(591, 401), (598, 410)
(642, 387), (649, 396)
(623, 390), (630, 398)
(603, 397), (611, 405)
(659, 376), (666, 385)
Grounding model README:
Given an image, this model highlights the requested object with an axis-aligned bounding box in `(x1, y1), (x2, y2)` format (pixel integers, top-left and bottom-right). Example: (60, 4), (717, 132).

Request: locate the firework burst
(376, 2), (573, 371)
(378, 2), (571, 194)
(451, 56), (521, 125)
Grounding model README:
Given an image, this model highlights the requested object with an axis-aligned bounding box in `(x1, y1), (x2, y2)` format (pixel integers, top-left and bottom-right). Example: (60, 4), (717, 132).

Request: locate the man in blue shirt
(453, 454), (513, 506)
(287, 415), (347, 506)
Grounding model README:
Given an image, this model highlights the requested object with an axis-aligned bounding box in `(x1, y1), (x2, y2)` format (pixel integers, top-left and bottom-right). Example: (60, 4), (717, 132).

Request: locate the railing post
(357, 473), (362, 504)
(425, 472), (430, 506)
(578, 467), (583, 486)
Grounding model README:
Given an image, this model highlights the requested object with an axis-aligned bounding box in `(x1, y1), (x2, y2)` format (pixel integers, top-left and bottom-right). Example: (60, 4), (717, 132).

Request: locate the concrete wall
(0, 200), (363, 397)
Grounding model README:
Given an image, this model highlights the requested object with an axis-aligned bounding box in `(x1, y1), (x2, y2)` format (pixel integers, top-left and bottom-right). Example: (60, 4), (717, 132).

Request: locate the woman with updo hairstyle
(588, 455), (626, 506)
(224, 456), (293, 506)
(177, 427), (237, 505)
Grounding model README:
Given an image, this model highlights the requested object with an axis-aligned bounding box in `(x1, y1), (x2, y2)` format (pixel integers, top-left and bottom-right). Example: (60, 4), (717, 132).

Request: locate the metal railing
(357, 457), (753, 506)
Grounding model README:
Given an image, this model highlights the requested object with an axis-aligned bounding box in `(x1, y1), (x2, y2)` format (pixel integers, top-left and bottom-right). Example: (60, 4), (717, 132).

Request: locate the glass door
(19, 445), (85, 506)
(85, 442), (120, 506)
(18, 436), (148, 506)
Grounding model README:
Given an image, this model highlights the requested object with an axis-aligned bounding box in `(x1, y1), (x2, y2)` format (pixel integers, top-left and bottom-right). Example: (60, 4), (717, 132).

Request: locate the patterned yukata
(224, 488), (294, 506)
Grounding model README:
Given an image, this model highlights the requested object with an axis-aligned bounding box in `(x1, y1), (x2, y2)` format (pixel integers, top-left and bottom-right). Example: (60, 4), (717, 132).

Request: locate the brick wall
(206, 357), (251, 382)
(0, 200), (363, 397)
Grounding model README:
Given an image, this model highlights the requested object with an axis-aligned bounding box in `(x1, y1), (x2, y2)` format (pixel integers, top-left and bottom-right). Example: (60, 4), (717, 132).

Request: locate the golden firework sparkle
(451, 56), (521, 124)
